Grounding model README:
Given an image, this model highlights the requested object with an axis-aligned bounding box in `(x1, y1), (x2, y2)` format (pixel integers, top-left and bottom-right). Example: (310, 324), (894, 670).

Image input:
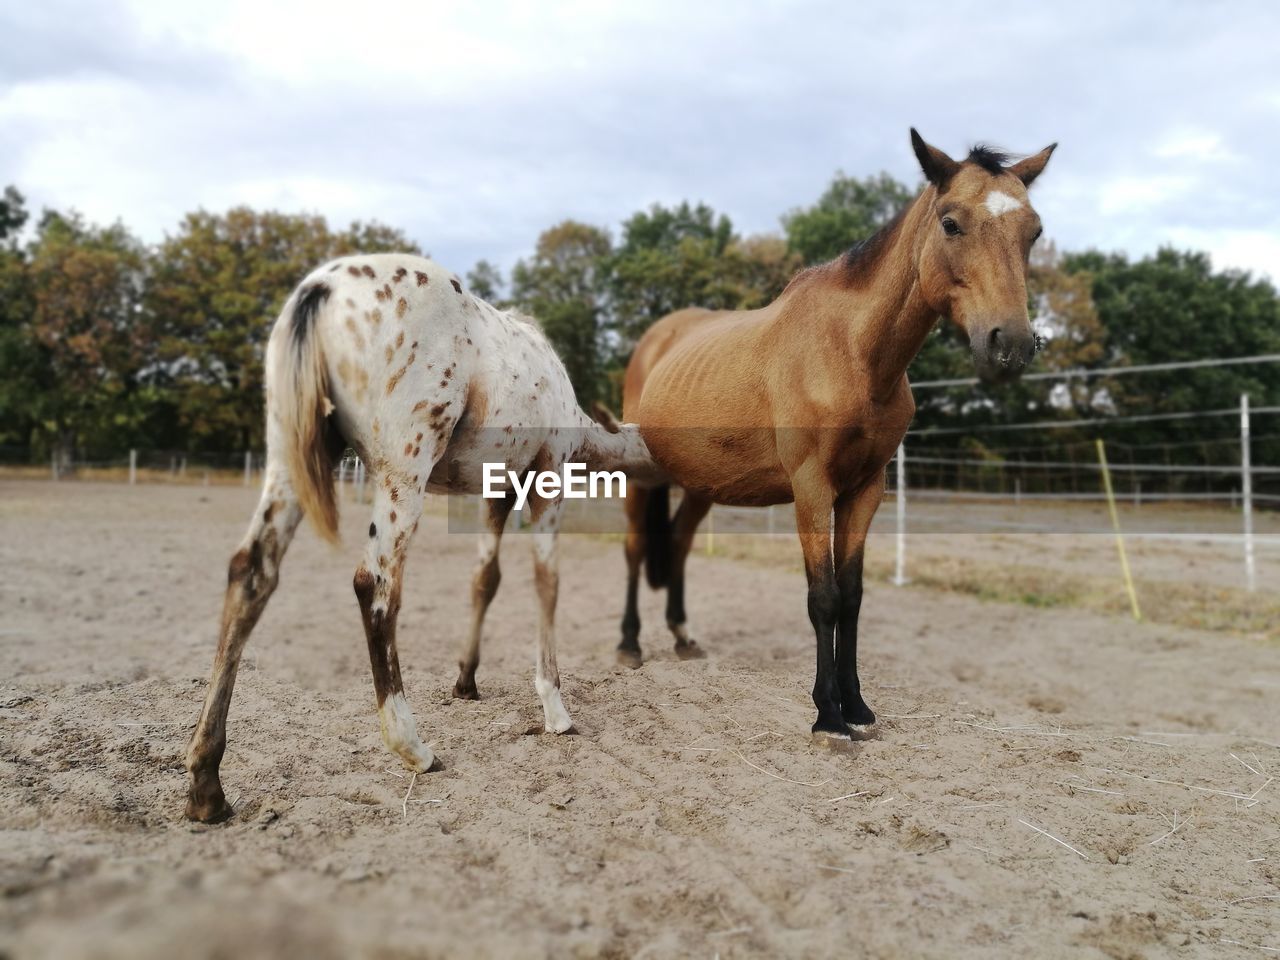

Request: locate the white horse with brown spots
(185, 254), (659, 822)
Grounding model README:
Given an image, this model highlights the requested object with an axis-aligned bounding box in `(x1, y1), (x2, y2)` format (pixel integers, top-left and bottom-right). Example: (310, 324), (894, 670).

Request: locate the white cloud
(2, 0), (1279, 279)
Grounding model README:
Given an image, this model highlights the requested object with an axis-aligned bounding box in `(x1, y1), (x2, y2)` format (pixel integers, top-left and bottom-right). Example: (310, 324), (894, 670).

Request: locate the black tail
(644, 485), (672, 589)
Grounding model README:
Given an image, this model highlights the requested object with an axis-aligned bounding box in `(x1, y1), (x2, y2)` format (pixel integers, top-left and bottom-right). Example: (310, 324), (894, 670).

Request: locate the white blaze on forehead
(984, 190), (1023, 217)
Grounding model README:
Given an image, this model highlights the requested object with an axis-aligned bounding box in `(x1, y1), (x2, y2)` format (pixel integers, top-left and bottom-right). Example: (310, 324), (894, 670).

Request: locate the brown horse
(617, 130), (1056, 741)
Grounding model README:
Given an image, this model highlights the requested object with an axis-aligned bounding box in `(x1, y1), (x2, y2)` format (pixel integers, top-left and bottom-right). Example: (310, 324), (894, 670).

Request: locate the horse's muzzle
(971, 325), (1035, 385)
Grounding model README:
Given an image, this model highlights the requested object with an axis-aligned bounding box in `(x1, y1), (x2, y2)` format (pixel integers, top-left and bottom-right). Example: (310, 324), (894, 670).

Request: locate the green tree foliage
(23, 211), (148, 461)
(146, 208), (417, 451)
(1064, 248), (1280, 460)
(467, 259), (505, 304)
(783, 171), (916, 266)
(511, 221), (612, 405)
(609, 202), (738, 349)
(0, 186), (37, 450)
(1, 171), (1276, 474)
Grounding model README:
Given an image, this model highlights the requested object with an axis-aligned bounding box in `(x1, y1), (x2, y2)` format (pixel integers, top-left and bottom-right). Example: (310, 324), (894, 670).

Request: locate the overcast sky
(2, 1), (1278, 282)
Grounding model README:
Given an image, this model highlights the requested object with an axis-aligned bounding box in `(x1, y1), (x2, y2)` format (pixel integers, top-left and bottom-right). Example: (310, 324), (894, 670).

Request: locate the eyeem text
(482, 462), (626, 511)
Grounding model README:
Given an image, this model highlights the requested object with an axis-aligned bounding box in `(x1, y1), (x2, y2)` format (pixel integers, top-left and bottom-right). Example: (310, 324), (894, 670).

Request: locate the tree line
(1, 174), (1277, 476)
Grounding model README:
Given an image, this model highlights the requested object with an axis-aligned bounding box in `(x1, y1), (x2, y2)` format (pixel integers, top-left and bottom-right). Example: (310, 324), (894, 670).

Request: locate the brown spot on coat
(347, 266), (361, 277)
(450, 278), (462, 293)
(393, 267), (407, 282)
(395, 331), (404, 350)
(375, 288), (388, 302)
(415, 271), (429, 287)
(412, 400), (430, 414)
(390, 511), (397, 523)
(344, 316), (365, 349)
(387, 359), (411, 395)
(361, 265), (376, 278)
(396, 297), (408, 319)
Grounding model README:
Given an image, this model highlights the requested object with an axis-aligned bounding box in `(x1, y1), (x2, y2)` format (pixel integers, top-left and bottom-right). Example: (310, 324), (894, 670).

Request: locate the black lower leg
(620, 566), (641, 648)
(836, 551), (874, 727)
(808, 574), (847, 736)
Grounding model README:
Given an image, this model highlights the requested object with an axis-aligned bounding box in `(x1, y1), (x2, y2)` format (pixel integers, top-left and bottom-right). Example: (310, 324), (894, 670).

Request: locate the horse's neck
(807, 189), (940, 400)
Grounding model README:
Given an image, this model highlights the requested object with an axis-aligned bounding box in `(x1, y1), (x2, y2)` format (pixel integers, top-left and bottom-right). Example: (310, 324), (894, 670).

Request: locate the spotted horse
(185, 254), (661, 822)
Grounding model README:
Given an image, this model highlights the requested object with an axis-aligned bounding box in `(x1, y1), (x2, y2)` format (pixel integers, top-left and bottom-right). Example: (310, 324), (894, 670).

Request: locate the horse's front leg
(529, 495), (573, 733)
(833, 475), (885, 732)
(792, 473), (847, 741)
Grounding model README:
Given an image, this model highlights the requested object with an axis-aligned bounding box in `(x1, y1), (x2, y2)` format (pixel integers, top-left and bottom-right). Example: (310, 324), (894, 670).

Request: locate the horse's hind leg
(530, 497), (573, 733)
(617, 486), (647, 668)
(453, 494), (514, 700)
(666, 491), (712, 659)
(354, 479), (435, 773)
(186, 470), (302, 822)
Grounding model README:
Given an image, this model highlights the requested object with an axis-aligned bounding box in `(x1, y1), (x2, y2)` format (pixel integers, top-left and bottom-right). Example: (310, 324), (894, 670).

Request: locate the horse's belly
(643, 425), (791, 506)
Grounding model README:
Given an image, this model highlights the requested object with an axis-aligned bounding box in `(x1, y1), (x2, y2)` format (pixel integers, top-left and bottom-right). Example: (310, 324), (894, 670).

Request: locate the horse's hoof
(616, 648), (643, 670)
(842, 703), (876, 729)
(810, 729), (859, 754)
(185, 779), (233, 824)
(452, 682), (480, 701)
(674, 640), (706, 661)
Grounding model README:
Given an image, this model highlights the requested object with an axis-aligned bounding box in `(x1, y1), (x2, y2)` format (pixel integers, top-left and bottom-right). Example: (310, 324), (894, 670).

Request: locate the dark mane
(967, 144), (1012, 175)
(837, 203), (910, 287)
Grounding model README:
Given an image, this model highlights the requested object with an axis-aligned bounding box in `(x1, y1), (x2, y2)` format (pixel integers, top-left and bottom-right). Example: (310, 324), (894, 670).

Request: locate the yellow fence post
(1096, 439), (1141, 622)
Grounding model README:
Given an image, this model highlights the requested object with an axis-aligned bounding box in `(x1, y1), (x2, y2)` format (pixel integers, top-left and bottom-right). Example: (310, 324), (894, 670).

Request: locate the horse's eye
(942, 217), (962, 237)
(1032, 226), (1043, 243)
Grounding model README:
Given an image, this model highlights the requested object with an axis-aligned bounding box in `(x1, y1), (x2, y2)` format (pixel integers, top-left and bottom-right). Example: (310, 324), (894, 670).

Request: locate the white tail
(272, 282), (340, 543)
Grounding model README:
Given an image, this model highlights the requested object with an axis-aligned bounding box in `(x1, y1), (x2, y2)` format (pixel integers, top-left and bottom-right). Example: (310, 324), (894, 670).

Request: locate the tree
(1064, 248), (1280, 461)
(783, 171), (915, 266)
(511, 221), (612, 405)
(609, 201), (741, 351)
(467, 259), (505, 304)
(146, 208), (418, 451)
(0, 186), (37, 450)
(22, 211), (148, 461)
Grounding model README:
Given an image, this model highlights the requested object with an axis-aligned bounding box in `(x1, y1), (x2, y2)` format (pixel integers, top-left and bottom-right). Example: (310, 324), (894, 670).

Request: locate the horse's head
(910, 129), (1056, 384)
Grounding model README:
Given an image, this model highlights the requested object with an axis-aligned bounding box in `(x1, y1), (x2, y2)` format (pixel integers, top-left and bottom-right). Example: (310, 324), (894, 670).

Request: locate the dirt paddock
(1, 479), (1277, 958)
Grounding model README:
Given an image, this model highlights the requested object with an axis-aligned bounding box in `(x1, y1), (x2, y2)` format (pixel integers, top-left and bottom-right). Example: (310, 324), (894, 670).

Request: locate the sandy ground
(1, 479), (1277, 959)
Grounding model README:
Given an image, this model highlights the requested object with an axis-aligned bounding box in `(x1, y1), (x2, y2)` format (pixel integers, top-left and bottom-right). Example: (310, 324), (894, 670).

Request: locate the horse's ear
(1008, 143), (1057, 187)
(910, 128), (960, 188)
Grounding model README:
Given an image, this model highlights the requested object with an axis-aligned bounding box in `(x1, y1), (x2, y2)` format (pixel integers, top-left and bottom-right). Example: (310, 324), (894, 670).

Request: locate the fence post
(244, 451), (251, 487)
(179, 456), (186, 479)
(1096, 439), (1141, 621)
(129, 449), (137, 486)
(1241, 394), (1255, 593)
(1014, 478), (1021, 507)
(705, 507), (714, 556)
(51, 451), (58, 482)
(893, 442), (907, 586)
